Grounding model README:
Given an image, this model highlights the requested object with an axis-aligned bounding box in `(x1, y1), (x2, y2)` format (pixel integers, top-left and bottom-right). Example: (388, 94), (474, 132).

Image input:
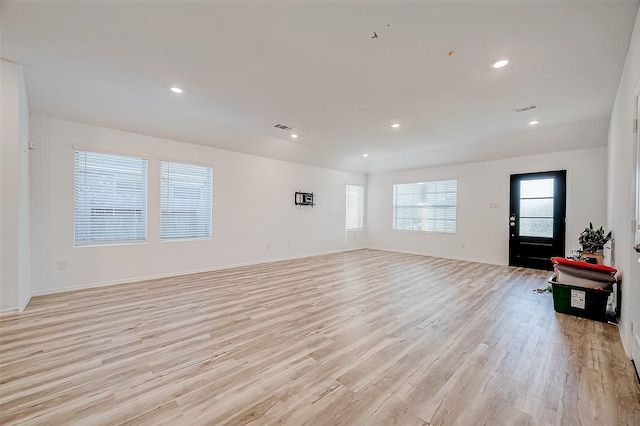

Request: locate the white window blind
(346, 185), (364, 230)
(74, 150), (148, 246)
(160, 161), (212, 241)
(393, 179), (457, 233)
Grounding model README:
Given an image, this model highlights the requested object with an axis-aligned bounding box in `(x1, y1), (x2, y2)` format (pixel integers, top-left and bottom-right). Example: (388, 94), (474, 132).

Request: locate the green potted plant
(577, 223), (612, 264)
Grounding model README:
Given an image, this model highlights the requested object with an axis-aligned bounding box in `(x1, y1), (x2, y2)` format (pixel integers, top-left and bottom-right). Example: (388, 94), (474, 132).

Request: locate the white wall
(29, 116), (366, 295)
(367, 147), (607, 265)
(1, 60), (31, 312)
(607, 6), (640, 356)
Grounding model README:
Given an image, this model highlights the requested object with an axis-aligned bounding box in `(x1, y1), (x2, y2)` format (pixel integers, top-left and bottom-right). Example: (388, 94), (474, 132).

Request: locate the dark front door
(509, 170), (566, 270)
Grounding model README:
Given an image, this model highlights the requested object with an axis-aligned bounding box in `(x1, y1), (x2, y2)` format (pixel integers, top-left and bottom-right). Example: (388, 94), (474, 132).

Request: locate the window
(346, 185), (364, 230)
(518, 178), (554, 238)
(74, 150), (148, 246)
(393, 179), (457, 233)
(160, 161), (212, 241)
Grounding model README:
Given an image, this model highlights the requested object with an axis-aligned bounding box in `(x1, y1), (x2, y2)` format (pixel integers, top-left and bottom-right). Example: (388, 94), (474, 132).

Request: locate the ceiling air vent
(513, 104), (538, 113)
(273, 123), (294, 131)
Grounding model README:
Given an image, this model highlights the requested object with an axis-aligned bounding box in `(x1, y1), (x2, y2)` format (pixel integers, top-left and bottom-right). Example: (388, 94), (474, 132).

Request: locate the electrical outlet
(267, 243), (271, 250)
(461, 243), (466, 249)
(57, 261), (67, 270)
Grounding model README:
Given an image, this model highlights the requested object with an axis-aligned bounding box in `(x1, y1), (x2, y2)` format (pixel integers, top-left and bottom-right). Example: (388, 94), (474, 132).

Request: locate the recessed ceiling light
(363, 153), (369, 157)
(170, 87), (183, 94)
(529, 120), (539, 125)
(290, 134), (299, 138)
(491, 59), (509, 69)
(391, 123), (400, 128)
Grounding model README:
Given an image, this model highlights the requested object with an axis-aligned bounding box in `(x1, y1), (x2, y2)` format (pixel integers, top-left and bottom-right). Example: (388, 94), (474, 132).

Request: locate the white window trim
(160, 160), (213, 242)
(74, 148), (148, 247)
(346, 184), (365, 230)
(392, 179), (458, 234)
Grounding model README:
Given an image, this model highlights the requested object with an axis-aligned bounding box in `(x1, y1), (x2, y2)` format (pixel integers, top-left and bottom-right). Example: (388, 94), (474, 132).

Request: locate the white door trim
(630, 86), (640, 364)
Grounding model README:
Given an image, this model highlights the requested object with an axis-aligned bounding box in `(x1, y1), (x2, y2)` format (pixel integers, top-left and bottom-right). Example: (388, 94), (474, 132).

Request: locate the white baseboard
(18, 295), (32, 312)
(366, 245), (506, 266)
(30, 248), (361, 297)
(0, 295), (33, 316)
(19, 246), (501, 308)
(619, 322), (631, 357)
(618, 321), (639, 360)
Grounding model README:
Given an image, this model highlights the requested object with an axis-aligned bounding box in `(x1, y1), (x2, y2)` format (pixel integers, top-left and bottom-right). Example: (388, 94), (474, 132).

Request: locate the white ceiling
(2, 1), (638, 174)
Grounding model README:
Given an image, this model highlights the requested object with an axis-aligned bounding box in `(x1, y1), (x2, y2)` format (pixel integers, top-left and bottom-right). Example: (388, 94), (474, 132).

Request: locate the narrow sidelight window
(346, 185), (364, 230)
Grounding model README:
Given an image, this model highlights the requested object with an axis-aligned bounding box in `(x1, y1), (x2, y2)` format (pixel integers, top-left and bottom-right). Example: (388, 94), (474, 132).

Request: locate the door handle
(509, 213), (516, 237)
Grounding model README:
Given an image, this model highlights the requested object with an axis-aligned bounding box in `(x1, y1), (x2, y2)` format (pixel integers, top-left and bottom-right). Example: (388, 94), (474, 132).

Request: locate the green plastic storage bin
(549, 278), (612, 322)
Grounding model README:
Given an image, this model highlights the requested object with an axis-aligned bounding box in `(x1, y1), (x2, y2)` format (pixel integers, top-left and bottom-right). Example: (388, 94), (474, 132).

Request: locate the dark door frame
(509, 170), (567, 270)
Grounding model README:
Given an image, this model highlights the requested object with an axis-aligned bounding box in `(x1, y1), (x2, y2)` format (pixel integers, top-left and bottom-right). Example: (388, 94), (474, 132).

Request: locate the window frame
(73, 148), (149, 247)
(159, 160), (213, 242)
(346, 184), (365, 230)
(392, 179), (458, 234)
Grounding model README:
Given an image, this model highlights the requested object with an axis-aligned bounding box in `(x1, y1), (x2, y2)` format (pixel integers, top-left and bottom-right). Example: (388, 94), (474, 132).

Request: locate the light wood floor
(1, 249), (639, 425)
